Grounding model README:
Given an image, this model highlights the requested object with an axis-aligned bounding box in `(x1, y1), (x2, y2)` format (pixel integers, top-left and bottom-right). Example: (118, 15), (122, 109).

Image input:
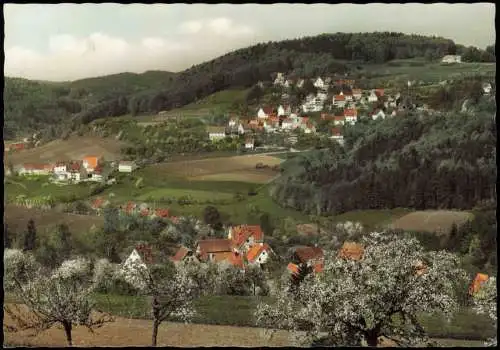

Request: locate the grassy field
(4, 175), (97, 204)
(389, 210), (474, 236)
(360, 61), (496, 86)
(3, 204), (104, 237)
(153, 154), (281, 183)
(6, 135), (127, 166)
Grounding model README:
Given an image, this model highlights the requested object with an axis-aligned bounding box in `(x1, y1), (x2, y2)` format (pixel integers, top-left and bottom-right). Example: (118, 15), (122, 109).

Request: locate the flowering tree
(127, 260), (199, 346)
(473, 276), (497, 346)
(255, 231), (468, 347)
(4, 254), (114, 346)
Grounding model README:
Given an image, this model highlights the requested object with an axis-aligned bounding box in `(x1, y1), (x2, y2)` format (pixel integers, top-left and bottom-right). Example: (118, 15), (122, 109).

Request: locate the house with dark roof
(121, 243), (156, 287)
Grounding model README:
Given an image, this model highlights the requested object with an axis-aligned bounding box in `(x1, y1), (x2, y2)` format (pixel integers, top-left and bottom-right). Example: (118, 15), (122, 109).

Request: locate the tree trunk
(152, 318), (160, 347)
(365, 328), (379, 347)
(63, 321), (73, 346)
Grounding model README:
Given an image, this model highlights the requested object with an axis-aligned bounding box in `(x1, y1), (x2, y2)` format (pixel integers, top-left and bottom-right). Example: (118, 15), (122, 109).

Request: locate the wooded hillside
(271, 97), (496, 215)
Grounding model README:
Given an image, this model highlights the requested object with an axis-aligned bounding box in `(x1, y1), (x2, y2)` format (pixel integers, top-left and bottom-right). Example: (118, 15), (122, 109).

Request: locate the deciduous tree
(255, 231), (467, 347)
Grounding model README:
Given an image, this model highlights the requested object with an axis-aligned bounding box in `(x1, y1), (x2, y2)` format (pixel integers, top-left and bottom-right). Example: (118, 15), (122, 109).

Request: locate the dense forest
(271, 96), (496, 215)
(4, 32), (495, 140)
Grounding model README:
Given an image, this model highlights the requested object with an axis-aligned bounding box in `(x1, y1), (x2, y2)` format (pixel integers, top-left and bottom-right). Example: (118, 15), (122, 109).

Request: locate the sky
(4, 3), (496, 81)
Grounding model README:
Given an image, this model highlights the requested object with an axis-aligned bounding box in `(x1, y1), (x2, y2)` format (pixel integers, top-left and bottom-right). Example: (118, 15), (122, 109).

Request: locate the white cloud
(179, 20), (203, 34)
(5, 18), (257, 81)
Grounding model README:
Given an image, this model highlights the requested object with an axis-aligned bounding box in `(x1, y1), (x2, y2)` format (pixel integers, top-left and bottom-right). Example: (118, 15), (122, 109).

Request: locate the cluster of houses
(15, 156), (138, 183)
(92, 197), (174, 221)
(112, 214), (493, 295)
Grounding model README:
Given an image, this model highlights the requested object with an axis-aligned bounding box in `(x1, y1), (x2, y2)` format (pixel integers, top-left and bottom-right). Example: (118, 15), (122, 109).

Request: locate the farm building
(442, 55), (462, 64)
(119, 160), (137, 173)
(18, 163), (53, 176)
(207, 126), (227, 142)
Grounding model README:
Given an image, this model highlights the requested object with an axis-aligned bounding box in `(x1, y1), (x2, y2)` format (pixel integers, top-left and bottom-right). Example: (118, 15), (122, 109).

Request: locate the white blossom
(255, 231), (468, 347)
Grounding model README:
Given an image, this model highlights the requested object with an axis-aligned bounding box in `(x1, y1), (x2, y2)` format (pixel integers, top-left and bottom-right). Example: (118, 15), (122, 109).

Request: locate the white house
(317, 91), (328, 101)
(238, 123), (245, 135)
(334, 115), (345, 126)
(53, 162), (69, 181)
(207, 126), (227, 142)
(332, 94), (346, 108)
(245, 137), (255, 150)
(330, 128), (344, 145)
(483, 83), (492, 95)
(368, 91), (379, 103)
(344, 108), (358, 125)
(301, 123), (316, 134)
(228, 118), (237, 128)
(277, 105), (286, 117)
(281, 118), (296, 131)
(313, 77), (326, 90)
(344, 92), (353, 102)
(90, 166), (107, 182)
(246, 243), (273, 266)
(274, 72), (285, 85)
(68, 162), (87, 183)
(352, 89), (362, 100)
(119, 160), (137, 173)
(371, 109), (386, 120)
(257, 107), (273, 119)
(442, 55), (462, 64)
(296, 79), (305, 88)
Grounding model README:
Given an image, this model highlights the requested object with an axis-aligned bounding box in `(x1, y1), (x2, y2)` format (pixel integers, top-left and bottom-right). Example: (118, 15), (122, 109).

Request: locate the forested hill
(271, 99), (497, 215)
(4, 32), (495, 139)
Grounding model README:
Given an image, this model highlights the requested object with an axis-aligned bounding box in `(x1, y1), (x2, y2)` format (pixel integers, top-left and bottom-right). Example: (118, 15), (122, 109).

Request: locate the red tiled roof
(246, 243), (272, 263)
(125, 202), (137, 214)
(287, 262), (300, 275)
(338, 242), (364, 261)
(262, 107), (274, 115)
(93, 166), (103, 174)
(155, 208), (170, 218)
(375, 88), (385, 97)
(197, 239), (233, 260)
(22, 163), (53, 171)
(344, 108), (358, 117)
(469, 273), (489, 295)
(228, 251), (245, 269)
(334, 115), (345, 121)
(69, 161), (82, 172)
(314, 262), (324, 273)
(230, 225), (264, 248)
(352, 89), (362, 95)
(334, 95), (345, 101)
(170, 246), (190, 262)
(331, 127), (342, 136)
(140, 208), (150, 217)
(295, 247), (324, 264)
(83, 156), (99, 169)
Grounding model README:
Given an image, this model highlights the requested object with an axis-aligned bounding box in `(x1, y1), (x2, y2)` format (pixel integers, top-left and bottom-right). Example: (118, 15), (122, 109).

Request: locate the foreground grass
(5, 292), (493, 341)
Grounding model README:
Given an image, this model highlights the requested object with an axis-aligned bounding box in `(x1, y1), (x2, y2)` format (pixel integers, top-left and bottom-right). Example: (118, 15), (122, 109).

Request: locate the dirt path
(3, 304), (299, 347)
